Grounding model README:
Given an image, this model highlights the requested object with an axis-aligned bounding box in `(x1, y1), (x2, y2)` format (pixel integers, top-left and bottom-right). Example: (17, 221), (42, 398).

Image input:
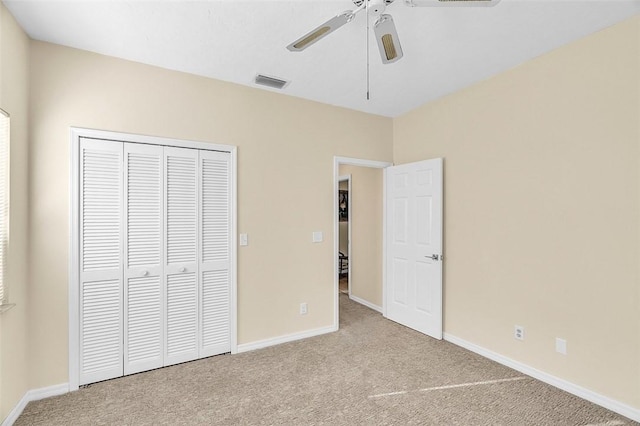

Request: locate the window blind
(0, 110), (8, 304)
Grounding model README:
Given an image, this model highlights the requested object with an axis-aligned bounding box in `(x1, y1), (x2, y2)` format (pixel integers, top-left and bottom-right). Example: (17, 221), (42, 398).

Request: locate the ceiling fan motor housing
(353, 0), (396, 12)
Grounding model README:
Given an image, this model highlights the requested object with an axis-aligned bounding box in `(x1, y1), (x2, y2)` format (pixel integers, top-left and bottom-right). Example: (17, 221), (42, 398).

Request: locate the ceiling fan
(287, 0), (502, 65)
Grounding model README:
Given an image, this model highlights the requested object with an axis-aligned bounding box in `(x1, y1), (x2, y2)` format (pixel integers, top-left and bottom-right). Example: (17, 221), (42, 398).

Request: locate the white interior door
(385, 158), (443, 339)
(199, 150), (231, 357)
(124, 142), (165, 374)
(79, 138), (124, 385)
(164, 146), (200, 366)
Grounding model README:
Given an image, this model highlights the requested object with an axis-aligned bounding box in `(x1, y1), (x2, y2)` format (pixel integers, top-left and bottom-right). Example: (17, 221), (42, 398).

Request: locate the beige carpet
(17, 295), (636, 425)
(339, 277), (348, 294)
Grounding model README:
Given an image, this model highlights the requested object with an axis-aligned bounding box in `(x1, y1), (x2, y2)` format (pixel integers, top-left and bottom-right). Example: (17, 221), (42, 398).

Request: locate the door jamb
(333, 156), (392, 330)
(69, 127), (238, 391)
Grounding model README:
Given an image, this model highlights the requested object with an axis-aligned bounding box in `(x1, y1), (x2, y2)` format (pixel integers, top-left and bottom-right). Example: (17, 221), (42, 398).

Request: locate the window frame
(0, 108), (13, 313)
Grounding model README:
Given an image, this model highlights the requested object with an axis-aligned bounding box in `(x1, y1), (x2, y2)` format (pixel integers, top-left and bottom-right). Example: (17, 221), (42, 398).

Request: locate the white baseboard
(443, 333), (640, 423)
(237, 325), (336, 353)
(349, 295), (382, 313)
(2, 383), (69, 426)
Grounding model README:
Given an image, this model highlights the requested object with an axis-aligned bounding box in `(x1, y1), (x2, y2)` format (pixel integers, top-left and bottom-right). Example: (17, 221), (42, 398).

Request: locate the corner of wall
(0, 2), (31, 422)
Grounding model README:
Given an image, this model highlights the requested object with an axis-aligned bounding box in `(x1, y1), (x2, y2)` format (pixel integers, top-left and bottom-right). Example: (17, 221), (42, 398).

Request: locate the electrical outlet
(556, 338), (567, 355)
(300, 303), (308, 315)
(514, 325), (525, 341)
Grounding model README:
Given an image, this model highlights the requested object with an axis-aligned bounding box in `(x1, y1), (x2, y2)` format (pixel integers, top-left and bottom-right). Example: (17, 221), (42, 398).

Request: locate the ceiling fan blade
(287, 12), (355, 52)
(404, 0), (501, 7)
(373, 14), (403, 64)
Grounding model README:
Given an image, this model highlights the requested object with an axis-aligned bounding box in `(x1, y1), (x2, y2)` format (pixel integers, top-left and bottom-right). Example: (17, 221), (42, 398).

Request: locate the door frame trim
(333, 156), (392, 330)
(69, 127), (238, 391)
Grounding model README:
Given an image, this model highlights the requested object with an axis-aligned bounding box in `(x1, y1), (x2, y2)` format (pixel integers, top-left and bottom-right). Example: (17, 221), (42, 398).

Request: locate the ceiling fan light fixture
(404, 0), (501, 7)
(374, 14), (403, 64)
(381, 34), (397, 60)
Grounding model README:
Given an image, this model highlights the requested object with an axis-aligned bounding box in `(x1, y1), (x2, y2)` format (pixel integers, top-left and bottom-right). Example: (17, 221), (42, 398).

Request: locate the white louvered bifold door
(164, 147), (200, 366)
(199, 150), (231, 357)
(79, 138), (124, 385)
(124, 143), (165, 375)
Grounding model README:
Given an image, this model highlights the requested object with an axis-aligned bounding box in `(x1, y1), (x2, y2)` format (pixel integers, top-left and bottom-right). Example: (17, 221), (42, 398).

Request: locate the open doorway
(338, 175), (351, 296)
(333, 157), (392, 330)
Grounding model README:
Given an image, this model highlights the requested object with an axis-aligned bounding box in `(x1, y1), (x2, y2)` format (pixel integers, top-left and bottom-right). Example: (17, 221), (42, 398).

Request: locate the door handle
(179, 267), (186, 272)
(425, 254), (441, 261)
(141, 270), (149, 276)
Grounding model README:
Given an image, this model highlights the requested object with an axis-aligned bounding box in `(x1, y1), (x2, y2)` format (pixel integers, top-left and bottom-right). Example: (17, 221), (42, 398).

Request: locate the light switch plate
(240, 233), (248, 246)
(312, 231), (323, 243)
(556, 338), (567, 355)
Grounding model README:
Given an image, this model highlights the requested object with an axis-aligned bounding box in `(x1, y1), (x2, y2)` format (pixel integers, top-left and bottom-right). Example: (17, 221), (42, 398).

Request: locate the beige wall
(394, 16), (640, 407)
(339, 165), (383, 307)
(0, 3), (30, 421)
(27, 41), (393, 389)
(1, 6), (638, 419)
(338, 222), (348, 254)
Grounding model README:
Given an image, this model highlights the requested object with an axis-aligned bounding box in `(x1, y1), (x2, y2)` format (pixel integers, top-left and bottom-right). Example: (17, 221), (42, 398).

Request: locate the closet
(78, 137), (231, 385)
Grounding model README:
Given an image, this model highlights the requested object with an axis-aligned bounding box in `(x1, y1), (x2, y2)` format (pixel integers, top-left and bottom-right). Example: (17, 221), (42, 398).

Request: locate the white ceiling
(4, 0), (639, 117)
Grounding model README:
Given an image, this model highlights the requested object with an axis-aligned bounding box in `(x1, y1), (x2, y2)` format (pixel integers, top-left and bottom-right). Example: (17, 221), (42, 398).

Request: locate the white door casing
(385, 158), (443, 339)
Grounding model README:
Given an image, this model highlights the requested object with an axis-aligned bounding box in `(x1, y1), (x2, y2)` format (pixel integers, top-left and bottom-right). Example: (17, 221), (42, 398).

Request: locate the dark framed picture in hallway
(339, 190), (348, 222)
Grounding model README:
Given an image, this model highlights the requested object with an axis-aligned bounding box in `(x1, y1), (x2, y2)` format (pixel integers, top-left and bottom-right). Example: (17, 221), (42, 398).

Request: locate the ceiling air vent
(254, 74), (289, 90)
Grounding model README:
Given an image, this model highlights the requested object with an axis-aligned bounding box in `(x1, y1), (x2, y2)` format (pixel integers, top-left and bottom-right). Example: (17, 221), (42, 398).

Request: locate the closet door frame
(69, 127), (237, 391)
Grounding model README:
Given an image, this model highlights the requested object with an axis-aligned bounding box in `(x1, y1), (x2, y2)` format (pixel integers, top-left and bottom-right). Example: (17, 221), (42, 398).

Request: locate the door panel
(79, 138), (124, 385)
(201, 270), (230, 352)
(392, 258), (408, 305)
(415, 261), (432, 313)
(393, 198), (408, 243)
(164, 147), (199, 365)
(124, 143), (164, 374)
(385, 158), (443, 339)
(81, 278), (122, 382)
(126, 276), (162, 365)
(199, 150), (231, 357)
(166, 154), (198, 266)
(166, 271), (198, 359)
(416, 196), (432, 245)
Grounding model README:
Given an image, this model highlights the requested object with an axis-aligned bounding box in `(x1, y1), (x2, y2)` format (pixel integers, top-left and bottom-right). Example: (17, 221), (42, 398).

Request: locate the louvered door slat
(124, 143), (164, 375)
(127, 276), (162, 363)
(202, 270), (230, 349)
(166, 272), (198, 361)
(82, 149), (121, 272)
(199, 151), (231, 357)
(164, 147), (199, 365)
(166, 154), (197, 265)
(202, 157), (229, 263)
(79, 138), (123, 385)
